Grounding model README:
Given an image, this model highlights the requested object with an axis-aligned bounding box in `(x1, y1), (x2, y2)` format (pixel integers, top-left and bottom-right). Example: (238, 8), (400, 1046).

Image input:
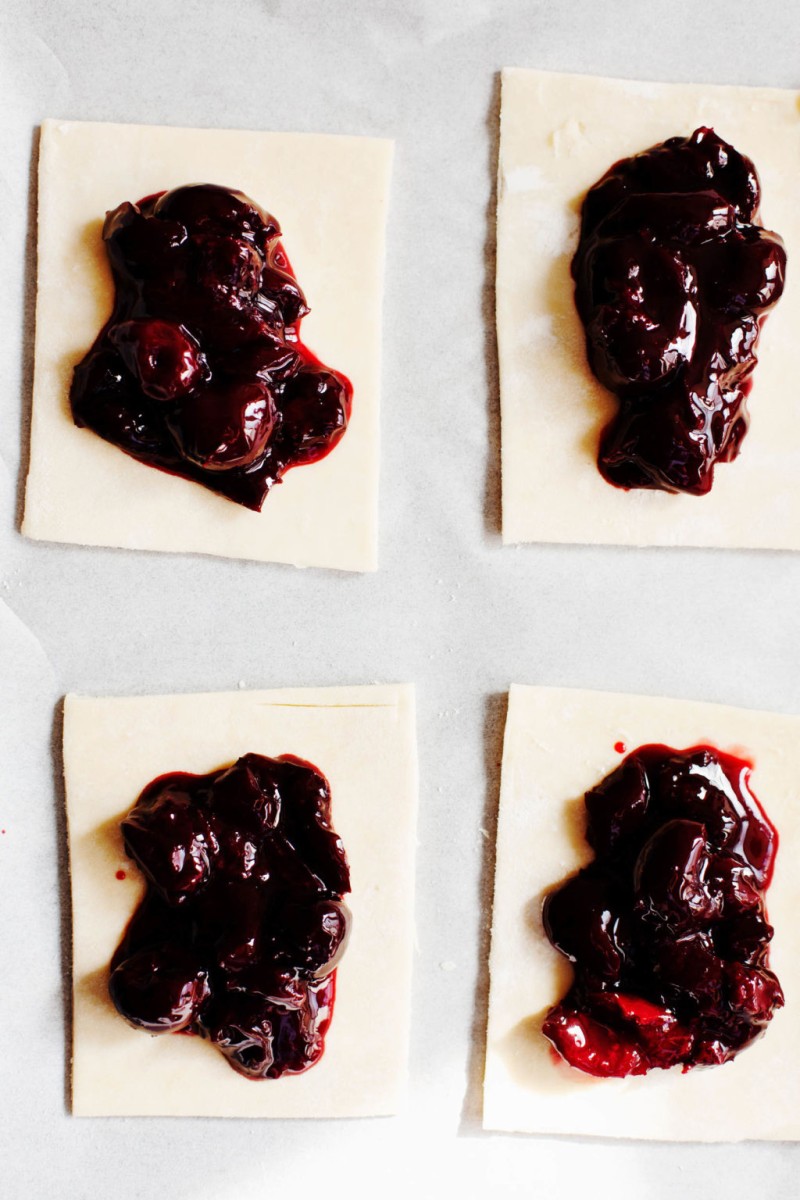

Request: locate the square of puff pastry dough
(64, 684), (417, 1118)
(24, 120), (393, 572)
(484, 685), (800, 1141)
(497, 68), (800, 550)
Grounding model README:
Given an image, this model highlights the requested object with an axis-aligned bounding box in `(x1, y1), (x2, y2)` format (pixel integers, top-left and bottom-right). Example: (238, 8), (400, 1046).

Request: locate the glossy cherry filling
(70, 184), (352, 510)
(542, 745), (783, 1077)
(572, 128), (786, 495)
(109, 753), (351, 1079)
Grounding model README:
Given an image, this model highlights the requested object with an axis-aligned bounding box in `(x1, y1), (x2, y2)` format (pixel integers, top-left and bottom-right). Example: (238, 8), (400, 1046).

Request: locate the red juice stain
(614, 741), (626, 754)
(116, 869), (127, 881)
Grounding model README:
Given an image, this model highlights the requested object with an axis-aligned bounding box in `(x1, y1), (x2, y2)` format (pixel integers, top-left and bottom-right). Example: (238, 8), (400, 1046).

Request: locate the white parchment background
(2, 1), (800, 1197)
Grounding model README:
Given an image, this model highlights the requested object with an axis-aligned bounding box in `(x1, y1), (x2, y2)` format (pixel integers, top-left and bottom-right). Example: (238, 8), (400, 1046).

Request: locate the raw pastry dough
(497, 68), (800, 549)
(64, 683), (417, 1118)
(24, 120), (393, 571)
(484, 685), (800, 1141)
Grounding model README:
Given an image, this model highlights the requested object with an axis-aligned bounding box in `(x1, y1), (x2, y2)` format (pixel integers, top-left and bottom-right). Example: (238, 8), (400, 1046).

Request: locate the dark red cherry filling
(572, 128), (786, 495)
(109, 753), (351, 1080)
(541, 745), (783, 1077)
(70, 184), (352, 510)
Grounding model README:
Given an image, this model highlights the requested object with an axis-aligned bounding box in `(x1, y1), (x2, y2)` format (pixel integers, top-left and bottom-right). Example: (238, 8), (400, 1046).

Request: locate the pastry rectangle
(484, 685), (800, 1141)
(498, 68), (800, 549)
(65, 683), (417, 1118)
(24, 120), (393, 571)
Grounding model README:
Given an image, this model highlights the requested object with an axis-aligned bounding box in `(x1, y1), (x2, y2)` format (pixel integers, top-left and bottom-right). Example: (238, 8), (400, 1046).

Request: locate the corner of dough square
(64, 683), (417, 1118)
(23, 119), (393, 572)
(484, 684), (800, 1142)
(497, 68), (800, 550)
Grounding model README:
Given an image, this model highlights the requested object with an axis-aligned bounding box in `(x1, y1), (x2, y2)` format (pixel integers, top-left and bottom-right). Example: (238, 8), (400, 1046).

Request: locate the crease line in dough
(256, 702), (399, 710)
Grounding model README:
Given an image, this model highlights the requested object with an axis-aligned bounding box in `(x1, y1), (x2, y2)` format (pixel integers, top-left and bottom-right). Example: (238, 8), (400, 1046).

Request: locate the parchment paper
(3, 1), (800, 1197)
